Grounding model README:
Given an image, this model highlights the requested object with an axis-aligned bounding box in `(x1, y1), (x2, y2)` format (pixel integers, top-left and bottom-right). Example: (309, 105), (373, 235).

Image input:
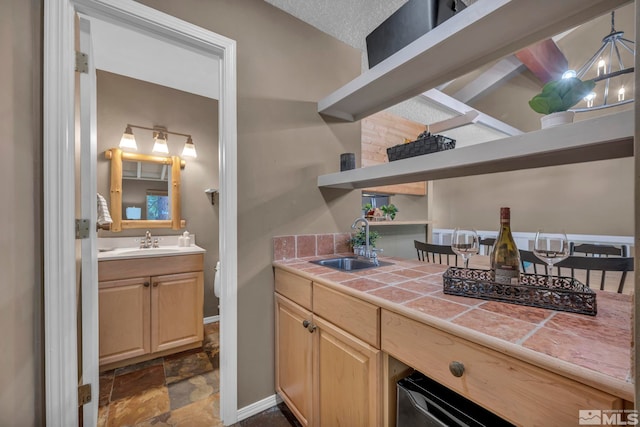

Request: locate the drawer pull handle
(302, 320), (311, 329)
(449, 361), (465, 377)
(143, 282), (150, 287)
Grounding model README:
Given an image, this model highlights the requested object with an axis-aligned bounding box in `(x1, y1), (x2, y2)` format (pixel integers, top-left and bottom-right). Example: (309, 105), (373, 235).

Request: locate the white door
(78, 15), (100, 426)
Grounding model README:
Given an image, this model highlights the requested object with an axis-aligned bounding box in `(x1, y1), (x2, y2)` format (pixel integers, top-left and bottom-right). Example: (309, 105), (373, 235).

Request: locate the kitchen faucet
(351, 216), (380, 265)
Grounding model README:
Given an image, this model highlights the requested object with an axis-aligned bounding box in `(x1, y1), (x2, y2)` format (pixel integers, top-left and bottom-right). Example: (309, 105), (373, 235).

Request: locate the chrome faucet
(351, 216), (380, 265)
(140, 230), (153, 249)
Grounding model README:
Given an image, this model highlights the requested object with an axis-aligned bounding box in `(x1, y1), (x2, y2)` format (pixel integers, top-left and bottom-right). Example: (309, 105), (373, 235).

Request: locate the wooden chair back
(479, 237), (496, 255)
(570, 242), (627, 257)
(556, 255), (634, 293)
(414, 240), (458, 266)
(519, 250), (549, 275)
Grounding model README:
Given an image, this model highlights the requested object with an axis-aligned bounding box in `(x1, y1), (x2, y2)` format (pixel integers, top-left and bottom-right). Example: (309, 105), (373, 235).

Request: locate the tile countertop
(273, 255), (634, 401)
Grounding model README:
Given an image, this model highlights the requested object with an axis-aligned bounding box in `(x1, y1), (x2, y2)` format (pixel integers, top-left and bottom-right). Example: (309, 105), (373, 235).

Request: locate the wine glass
(451, 228), (479, 269)
(533, 230), (569, 283)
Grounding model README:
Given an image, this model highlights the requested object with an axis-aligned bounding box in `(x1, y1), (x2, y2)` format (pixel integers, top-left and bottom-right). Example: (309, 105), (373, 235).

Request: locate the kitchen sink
(311, 257), (392, 271)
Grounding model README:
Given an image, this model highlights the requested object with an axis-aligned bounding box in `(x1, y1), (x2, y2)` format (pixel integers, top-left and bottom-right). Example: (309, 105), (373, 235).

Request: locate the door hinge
(75, 219), (90, 239)
(75, 51), (88, 73)
(78, 383), (92, 406)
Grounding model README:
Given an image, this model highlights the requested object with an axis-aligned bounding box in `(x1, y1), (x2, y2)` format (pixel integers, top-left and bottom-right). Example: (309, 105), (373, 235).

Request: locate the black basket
(387, 133), (455, 161)
(443, 267), (597, 316)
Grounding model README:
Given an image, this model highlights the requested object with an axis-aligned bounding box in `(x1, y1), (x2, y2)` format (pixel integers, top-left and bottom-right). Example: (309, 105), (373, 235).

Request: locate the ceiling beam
(421, 89), (523, 136)
(452, 55), (525, 103)
(514, 38), (568, 83)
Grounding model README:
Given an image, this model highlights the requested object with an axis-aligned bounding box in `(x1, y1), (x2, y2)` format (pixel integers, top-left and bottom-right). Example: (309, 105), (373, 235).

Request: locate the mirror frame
(105, 148), (186, 231)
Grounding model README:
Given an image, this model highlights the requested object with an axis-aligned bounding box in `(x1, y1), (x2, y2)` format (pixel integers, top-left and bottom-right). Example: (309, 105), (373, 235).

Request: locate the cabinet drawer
(275, 268), (312, 310)
(314, 283), (379, 348)
(99, 254), (204, 281)
(381, 309), (623, 426)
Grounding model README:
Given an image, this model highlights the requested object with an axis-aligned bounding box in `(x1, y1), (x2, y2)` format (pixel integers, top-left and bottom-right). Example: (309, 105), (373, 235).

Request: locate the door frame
(43, 0), (238, 425)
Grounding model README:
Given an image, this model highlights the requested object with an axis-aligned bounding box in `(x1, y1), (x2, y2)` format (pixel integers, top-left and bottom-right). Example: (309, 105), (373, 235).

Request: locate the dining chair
(479, 237), (496, 255)
(414, 240), (459, 266)
(556, 255), (634, 293)
(569, 242), (628, 257)
(519, 250), (549, 275)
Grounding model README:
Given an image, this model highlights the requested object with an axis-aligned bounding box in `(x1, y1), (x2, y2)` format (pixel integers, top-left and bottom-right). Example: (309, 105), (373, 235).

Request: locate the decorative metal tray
(443, 267), (597, 316)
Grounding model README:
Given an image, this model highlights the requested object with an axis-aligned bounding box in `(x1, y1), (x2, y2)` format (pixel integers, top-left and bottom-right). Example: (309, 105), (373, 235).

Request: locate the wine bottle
(490, 207), (521, 285)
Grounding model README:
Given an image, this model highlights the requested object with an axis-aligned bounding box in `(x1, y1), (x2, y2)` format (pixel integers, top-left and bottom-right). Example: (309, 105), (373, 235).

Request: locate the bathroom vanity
(97, 241), (205, 371)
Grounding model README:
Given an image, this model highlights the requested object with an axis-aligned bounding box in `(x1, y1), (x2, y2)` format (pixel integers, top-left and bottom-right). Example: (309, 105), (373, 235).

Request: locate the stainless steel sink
(311, 257), (392, 271)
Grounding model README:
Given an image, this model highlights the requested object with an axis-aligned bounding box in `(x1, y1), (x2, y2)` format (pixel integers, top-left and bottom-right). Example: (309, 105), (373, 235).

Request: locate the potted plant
(380, 204), (398, 220)
(528, 77), (595, 128)
(348, 229), (380, 249)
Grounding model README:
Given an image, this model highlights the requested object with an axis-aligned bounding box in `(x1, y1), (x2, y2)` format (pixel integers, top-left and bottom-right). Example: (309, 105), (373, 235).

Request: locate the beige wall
(0, 0), (43, 425)
(433, 158), (634, 235)
(135, 0), (362, 408)
(96, 71), (221, 316)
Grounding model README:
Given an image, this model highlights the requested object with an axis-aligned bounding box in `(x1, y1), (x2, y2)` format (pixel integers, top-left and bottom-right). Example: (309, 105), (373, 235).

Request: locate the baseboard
(236, 393), (283, 422)
(204, 315), (220, 324)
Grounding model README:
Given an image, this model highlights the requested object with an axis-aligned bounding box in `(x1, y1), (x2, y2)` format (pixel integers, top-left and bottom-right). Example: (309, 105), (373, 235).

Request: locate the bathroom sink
(118, 248), (182, 256)
(311, 257), (392, 271)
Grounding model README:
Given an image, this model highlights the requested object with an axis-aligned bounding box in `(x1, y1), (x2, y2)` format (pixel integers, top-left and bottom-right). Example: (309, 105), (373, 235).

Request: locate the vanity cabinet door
(98, 277), (151, 366)
(151, 271), (204, 353)
(275, 293), (313, 427)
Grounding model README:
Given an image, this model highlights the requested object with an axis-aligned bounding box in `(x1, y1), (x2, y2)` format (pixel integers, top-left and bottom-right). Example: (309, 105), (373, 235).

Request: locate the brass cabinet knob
(449, 361), (465, 377)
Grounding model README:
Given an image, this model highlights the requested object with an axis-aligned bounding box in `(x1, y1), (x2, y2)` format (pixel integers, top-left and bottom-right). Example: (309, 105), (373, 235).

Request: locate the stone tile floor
(98, 322), (300, 427)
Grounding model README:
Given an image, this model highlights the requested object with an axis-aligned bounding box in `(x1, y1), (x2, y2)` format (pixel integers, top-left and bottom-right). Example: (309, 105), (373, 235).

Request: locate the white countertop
(97, 235), (206, 261)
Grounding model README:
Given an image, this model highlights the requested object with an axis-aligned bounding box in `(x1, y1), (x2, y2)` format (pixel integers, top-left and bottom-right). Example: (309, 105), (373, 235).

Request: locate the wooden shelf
(318, 111), (633, 189)
(317, 0), (627, 121)
(368, 220), (432, 226)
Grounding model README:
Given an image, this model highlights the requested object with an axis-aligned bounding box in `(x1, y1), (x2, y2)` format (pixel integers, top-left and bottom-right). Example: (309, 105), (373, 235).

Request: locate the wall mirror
(105, 148), (186, 231)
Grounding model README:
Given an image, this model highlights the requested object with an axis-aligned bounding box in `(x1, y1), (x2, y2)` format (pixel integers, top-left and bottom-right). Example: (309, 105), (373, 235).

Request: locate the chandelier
(564, 11), (635, 112)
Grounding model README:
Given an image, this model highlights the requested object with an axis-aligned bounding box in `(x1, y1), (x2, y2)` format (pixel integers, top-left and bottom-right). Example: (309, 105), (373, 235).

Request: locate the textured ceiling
(264, 0), (409, 52)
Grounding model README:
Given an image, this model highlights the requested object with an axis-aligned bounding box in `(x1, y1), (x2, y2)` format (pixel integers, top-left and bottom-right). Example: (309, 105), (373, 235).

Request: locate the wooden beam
(514, 38), (568, 83)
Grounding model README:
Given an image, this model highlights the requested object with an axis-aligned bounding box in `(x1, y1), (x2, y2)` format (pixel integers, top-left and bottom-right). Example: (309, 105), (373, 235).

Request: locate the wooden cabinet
(275, 294), (313, 427)
(98, 254), (204, 370)
(381, 309), (624, 426)
(275, 270), (382, 427)
(313, 316), (381, 427)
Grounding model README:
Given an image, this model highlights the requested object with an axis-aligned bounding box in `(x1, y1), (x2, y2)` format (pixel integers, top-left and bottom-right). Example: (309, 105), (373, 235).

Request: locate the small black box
(365, 0), (466, 68)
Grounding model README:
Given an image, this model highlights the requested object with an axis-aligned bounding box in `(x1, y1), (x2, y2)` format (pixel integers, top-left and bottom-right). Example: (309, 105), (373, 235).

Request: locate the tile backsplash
(273, 233), (352, 260)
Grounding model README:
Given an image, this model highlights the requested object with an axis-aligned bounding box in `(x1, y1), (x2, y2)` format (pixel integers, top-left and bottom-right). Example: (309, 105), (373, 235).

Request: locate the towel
(97, 193), (113, 226)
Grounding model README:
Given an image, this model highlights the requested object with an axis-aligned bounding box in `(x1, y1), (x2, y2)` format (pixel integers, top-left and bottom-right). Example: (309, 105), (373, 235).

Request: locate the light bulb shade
(182, 137), (197, 158)
(119, 126), (137, 150)
(153, 132), (169, 154)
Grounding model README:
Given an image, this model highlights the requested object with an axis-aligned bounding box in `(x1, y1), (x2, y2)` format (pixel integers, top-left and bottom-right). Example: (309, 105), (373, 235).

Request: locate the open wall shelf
(318, 111), (633, 189)
(317, 0), (629, 121)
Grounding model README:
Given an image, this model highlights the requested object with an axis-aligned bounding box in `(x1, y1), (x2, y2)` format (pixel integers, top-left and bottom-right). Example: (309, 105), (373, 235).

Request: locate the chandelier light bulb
(596, 59), (606, 76)
(618, 86), (625, 102)
(562, 70), (577, 79)
(584, 92), (596, 108)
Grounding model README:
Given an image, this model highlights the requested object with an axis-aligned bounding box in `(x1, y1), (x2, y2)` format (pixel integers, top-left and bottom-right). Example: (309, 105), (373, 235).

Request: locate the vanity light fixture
(152, 129), (169, 154)
(181, 136), (198, 158)
(121, 124), (197, 158)
(119, 125), (138, 150)
(563, 10), (635, 112)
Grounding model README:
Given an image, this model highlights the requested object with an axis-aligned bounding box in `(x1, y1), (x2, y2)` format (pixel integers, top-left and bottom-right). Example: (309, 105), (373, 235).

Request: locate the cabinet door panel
(99, 277), (150, 365)
(152, 272), (204, 352)
(314, 316), (381, 427)
(276, 294), (313, 427)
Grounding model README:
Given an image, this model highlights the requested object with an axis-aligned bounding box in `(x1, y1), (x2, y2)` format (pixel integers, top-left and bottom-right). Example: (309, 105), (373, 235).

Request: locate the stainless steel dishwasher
(397, 371), (515, 427)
